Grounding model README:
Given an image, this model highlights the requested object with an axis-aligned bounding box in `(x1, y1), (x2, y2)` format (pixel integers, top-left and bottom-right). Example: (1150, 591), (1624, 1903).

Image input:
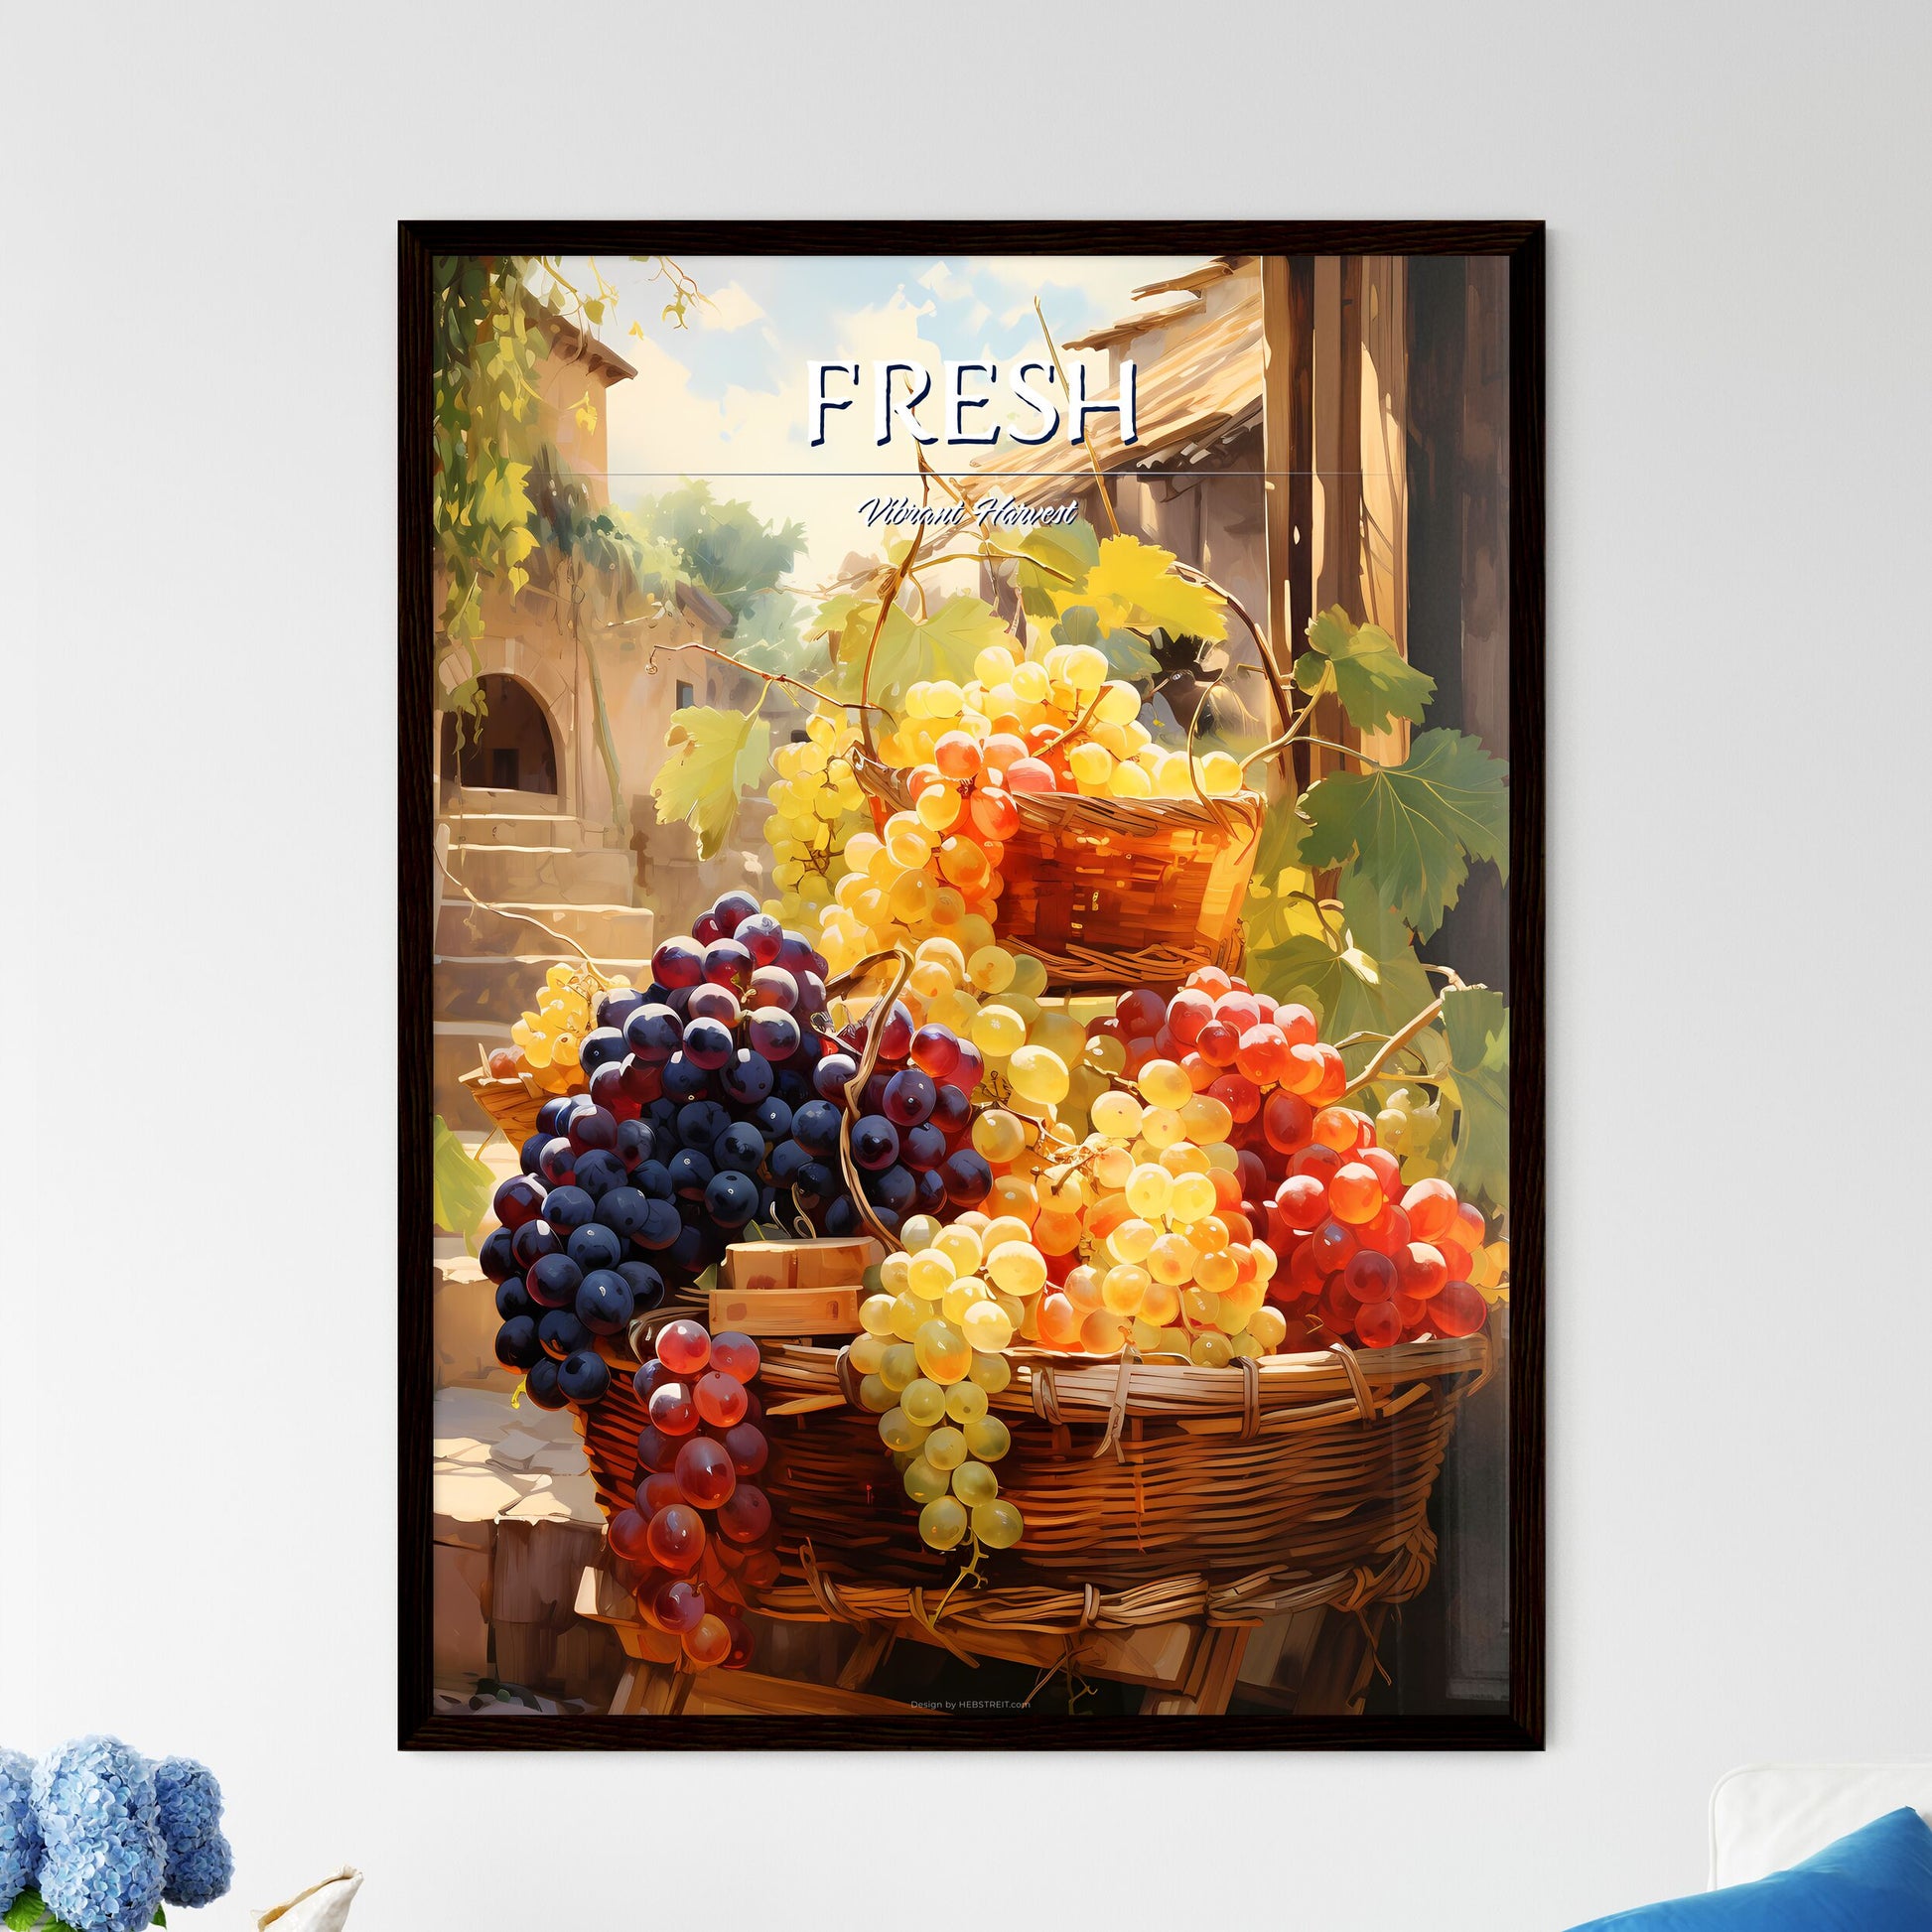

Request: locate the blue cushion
(1570, 1808), (1932, 1929)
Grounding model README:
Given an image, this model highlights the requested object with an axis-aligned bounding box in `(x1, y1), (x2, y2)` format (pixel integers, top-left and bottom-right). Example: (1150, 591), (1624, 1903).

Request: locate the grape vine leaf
(1050, 604), (1159, 680)
(1298, 606), (1436, 735)
(652, 706), (771, 858)
(1299, 729), (1509, 939)
(803, 591), (867, 641)
(1082, 535), (1227, 641)
(1239, 795), (1316, 951)
(834, 594), (1011, 700)
(1007, 517), (1101, 616)
(432, 1115), (496, 1248)
(1247, 863), (1437, 1040)
(1439, 984), (1510, 1210)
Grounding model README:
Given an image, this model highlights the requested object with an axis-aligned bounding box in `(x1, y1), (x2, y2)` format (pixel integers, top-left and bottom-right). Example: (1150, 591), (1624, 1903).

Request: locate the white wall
(6, 3), (1929, 1928)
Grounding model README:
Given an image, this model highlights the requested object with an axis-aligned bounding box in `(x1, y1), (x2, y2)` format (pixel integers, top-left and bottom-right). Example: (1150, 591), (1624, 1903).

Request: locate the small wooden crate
(710, 1284), (864, 1338)
(709, 1238), (880, 1338)
(722, 1238), (882, 1294)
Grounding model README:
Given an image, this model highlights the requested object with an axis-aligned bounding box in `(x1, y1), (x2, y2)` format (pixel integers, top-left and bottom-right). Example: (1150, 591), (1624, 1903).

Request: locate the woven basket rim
(709, 1329), (1491, 1427)
(851, 747), (1263, 839)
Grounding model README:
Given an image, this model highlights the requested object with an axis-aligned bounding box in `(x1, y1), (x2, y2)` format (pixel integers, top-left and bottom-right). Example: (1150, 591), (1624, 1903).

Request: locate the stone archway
(440, 675), (559, 796)
(438, 637), (577, 816)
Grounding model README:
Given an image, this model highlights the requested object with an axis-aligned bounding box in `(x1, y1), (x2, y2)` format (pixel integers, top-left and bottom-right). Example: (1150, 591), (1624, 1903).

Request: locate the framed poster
(400, 221), (1543, 1748)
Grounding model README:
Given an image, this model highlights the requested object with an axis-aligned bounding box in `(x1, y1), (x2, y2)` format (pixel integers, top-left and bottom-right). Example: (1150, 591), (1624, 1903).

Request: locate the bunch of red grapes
(606, 1318), (775, 1670)
(1089, 966), (1494, 1352)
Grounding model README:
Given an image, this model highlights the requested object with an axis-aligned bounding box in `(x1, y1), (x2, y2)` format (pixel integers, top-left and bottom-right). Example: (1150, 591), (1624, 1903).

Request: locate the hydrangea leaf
(432, 1117), (495, 1247)
(1050, 604), (1159, 680)
(651, 706), (771, 859)
(1301, 605), (1435, 735)
(1082, 534), (1227, 641)
(1440, 985), (1510, 1210)
(4, 1890), (57, 1932)
(1299, 729), (1509, 939)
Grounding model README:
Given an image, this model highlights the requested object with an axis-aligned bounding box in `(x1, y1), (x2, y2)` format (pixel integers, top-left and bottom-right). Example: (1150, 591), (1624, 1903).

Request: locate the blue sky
(565, 251), (1206, 591)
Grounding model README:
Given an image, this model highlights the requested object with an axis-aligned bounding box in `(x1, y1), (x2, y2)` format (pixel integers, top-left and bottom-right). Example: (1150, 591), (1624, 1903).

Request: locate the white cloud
(599, 258), (1200, 609)
(697, 280), (765, 332)
(981, 254), (1207, 320)
(918, 260), (976, 304)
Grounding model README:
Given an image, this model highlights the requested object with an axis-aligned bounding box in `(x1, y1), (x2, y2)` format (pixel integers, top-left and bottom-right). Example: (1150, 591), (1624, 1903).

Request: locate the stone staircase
(435, 786), (654, 1130)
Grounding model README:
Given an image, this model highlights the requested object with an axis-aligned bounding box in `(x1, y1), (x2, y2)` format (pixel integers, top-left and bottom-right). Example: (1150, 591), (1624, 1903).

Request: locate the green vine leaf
(1004, 517), (1100, 616)
(432, 1115), (496, 1248)
(1301, 606), (1435, 735)
(835, 595), (1011, 702)
(1300, 728), (1509, 939)
(1240, 795), (1317, 952)
(1083, 534), (1227, 642)
(1439, 985), (1510, 1211)
(653, 706), (771, 859)
(1247, 862), (1437, 1040)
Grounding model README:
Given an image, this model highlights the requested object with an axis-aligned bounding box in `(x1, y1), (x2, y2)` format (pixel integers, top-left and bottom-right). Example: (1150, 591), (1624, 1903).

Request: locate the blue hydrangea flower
(163, 1833), (233, 1910)
(0, 1747), (43, 1911)
(152, 1758), (230, 1909)
(31, 1735), (166, 1932)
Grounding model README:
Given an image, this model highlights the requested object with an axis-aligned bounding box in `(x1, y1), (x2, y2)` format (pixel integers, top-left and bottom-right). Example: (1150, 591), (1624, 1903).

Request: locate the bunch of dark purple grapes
(479, 892), (999, 1411)
(805, 1004), (995, 1233)
(480, 1086), (676, 1412)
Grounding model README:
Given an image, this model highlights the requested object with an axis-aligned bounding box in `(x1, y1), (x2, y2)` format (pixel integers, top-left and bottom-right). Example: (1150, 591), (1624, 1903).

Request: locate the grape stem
(1036, 681), (1107, 759)
(1172, 565), (1301, 792)
(1339, 994), (1448, 1097)
(858, 519), (929, 759)
(436, 848), (608, 980)
(644, 637), (891, 721)
(1034, 298), (1121, 538)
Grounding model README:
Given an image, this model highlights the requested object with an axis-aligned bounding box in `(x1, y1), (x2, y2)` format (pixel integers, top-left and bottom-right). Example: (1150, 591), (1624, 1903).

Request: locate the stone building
(431, 313), (780, 1129)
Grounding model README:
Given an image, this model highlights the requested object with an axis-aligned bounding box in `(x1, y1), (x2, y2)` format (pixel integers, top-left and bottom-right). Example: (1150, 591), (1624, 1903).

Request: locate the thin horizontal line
(569, 470), (1403, 480)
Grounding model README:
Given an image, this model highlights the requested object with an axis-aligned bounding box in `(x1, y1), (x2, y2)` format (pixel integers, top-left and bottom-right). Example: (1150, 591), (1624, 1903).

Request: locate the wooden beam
(1261, 256), (1315, 787)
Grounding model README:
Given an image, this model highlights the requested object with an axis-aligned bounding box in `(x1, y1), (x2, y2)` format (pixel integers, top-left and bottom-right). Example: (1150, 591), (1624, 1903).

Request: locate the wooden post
(1305, 256), (1366, 782)
(1261, 255), (1315, 790)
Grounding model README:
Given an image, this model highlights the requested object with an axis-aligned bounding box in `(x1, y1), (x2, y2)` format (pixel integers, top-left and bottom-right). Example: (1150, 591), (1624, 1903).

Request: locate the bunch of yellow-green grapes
(965, 1055), (1291, 1364)
(814, 636), (1251, 979)
(506, 962), (625, 1094)
(851, 1214), (1028, 1553)
(761, 709), (871, 933)
(1373, 1084), (1449, 1185)
(881, 640), (1249, 800)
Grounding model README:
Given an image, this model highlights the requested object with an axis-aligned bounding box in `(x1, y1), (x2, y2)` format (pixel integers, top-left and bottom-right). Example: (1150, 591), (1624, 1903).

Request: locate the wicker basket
(577, 1330), (1489, 1652)
(854, 754), (1264, 991)
(458, 1065), (565, 1145)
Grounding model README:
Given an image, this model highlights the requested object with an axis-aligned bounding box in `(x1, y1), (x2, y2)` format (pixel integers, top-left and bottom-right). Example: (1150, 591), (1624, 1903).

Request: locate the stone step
(443, 783), (562, 816)
(435, 896), (654, 960)
(441, 810), (605, 851)
(434, 953), (654, 1029)
(446, 841), (636, 906)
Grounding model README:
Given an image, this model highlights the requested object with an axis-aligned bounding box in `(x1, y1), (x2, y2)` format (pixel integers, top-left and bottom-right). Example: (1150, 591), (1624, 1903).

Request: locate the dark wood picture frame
(399, 218), (1544, 1750)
